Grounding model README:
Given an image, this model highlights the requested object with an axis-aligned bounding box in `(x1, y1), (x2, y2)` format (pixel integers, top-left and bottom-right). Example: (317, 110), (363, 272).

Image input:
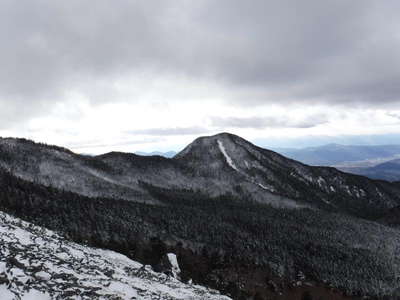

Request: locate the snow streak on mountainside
(217, 140), (239, 171)
(0, 211), (230, 300)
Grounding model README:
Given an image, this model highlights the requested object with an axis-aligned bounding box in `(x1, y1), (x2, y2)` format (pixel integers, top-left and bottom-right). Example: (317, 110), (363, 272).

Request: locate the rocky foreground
(0, 211), (230, 300)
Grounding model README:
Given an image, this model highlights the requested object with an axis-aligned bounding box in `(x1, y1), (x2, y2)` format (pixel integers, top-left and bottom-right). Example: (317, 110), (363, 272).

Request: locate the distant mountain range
(274, 143), (400, 181)
(135, 151), (177, 158)
(341, 158), (400, 182)
(2, 133), (400, 298)
(274, 143), (400, 165)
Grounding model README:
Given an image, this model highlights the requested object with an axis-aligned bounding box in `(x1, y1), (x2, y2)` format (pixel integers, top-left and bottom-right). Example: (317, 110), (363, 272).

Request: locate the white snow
(20, 290), (52, 300)
(257, 183), (276, 192)
(345, 185), (354, 196)
(0, 262), (6, 273)
(34, 271), (51, 281)
(0, 285), (15, 300)
(167, 253), (181, 279)
(217, 140), (239, 171)
(376, 187), (384, 197)
(317, 176), (326, 187)
(0, 211), (231, 300)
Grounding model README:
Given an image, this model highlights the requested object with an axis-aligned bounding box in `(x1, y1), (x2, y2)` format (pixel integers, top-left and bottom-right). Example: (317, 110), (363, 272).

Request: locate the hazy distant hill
(275, 143), (400, 166)
(135, 151), (177, 158)
(274, 143), (400, 182)
(342, 158), (400, 182)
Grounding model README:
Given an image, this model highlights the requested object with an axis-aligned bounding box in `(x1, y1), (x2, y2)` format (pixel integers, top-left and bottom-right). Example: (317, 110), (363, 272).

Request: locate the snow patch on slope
(167, 253), (181, 279)
(0, 211), (231, 300)
(83, 167), (135, 190)
(257, 183), (276, 193)
(217, 140), (239, 171)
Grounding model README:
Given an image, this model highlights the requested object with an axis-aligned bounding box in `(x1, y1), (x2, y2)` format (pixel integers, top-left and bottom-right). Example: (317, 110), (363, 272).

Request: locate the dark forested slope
(1, 168), (400, 299)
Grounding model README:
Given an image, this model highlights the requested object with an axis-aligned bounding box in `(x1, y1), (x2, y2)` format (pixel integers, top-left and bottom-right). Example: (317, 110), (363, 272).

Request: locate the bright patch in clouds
(3, 95), (400, 154)
(1, 0), (400, 153)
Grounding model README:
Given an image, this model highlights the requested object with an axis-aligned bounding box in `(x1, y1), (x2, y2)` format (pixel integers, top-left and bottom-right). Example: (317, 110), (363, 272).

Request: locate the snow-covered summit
(0, 211), (231, 300)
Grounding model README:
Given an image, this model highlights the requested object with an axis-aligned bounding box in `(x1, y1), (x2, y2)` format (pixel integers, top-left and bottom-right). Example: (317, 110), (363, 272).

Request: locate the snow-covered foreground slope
(0, 211), (230, 300)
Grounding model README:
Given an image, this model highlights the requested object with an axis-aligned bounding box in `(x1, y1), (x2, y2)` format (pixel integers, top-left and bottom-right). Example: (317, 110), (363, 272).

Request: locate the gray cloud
(211, 114), (328, 129)
(126, 127), (209, 136)
(69, 138), (163, 150)
(1, 0), (400, 128)
(387, 113), (400, 121)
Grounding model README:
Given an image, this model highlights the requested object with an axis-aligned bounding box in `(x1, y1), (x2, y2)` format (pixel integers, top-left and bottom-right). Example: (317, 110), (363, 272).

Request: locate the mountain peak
(209, 132), (240, 139)
(174, 132), (243, 162)
(190, 132), (242, 144)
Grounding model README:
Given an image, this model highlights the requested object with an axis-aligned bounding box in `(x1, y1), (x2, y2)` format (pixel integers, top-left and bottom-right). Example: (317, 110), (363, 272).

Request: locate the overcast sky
(1, 0), (400, 153)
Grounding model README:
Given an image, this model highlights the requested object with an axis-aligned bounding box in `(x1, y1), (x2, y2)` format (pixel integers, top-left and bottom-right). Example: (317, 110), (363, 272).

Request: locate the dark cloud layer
(1, 0), (400, 127)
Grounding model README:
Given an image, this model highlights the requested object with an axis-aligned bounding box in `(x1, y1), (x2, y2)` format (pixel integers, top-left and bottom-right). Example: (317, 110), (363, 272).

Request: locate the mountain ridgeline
(276, 144), (400, 166)
(2, 133), (400, 299)
(342, 158), (400, 182)
(1, 133), (399, 218)
(275, 143), (400, 182)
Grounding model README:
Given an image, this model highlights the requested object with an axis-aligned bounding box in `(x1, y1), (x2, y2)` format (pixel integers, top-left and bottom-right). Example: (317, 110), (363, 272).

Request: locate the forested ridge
(1, 168), (400, 299)
(2, 134), (400, 220)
